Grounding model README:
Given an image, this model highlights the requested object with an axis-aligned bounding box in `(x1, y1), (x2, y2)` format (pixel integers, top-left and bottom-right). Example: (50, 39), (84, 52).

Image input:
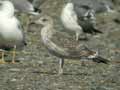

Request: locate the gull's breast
(61, 6), (81, 31)
(0, 17), (23, 47)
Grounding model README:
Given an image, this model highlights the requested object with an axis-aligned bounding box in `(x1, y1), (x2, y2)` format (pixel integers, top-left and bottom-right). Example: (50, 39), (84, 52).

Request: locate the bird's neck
(41, 24), (54, 42)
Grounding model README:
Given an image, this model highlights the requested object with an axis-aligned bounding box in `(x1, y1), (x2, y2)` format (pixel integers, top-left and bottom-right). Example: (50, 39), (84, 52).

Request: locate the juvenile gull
(0, 1), (26, 63)
(34, 16), (109, 74)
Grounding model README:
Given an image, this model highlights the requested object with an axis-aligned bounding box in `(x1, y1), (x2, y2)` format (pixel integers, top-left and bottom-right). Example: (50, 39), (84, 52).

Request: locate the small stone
(9, 68), (20, 72)
(37, 61), (43, 64)
(18, 58), (25, 61)
(11, 78), (17, 82)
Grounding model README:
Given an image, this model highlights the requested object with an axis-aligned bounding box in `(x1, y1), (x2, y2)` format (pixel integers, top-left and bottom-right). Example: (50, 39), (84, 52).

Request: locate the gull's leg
(81, 59), (86, 66)
(76, 31), (87, 41)
(25, 15), (30, 31)
(59, 58), (64, 75)
(0, 51), (6, 64)
(76, 32), (79, 41)
(11, 45), (16, 64)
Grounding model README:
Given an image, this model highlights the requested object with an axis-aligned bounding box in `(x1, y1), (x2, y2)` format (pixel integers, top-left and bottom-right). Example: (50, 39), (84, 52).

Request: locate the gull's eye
(0, 3), (3, 10)
(0, 2), (2, 6)
(42, 18), (48, 22)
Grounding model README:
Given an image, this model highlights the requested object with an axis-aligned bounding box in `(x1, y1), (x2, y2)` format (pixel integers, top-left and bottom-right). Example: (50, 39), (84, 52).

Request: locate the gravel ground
(0, 0), (120, 90)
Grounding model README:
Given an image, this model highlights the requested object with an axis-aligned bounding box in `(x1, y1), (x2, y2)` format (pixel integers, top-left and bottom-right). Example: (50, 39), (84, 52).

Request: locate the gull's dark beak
(34, 7), (42, 13)
(0, 1), (3, 6)
(29, 20), (38, 25)
(29, 18), (43, 26)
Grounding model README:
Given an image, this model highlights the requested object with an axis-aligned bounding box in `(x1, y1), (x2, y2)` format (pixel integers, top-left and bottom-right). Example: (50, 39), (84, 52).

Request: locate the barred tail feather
(92, 56), (109, 64)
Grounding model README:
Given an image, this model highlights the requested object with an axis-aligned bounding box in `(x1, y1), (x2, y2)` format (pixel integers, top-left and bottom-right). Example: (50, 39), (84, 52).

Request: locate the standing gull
(0, 1), (26, 63)
(61, 2), (101, 41)
(34, 16), (109, 74)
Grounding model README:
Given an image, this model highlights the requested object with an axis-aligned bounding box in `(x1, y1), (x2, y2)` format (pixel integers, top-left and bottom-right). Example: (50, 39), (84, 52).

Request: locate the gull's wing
(11, 0), (34, 12)
(49, 32), (109, 63)
(51, 30), (97, 58)
(17, 19), (27, 46)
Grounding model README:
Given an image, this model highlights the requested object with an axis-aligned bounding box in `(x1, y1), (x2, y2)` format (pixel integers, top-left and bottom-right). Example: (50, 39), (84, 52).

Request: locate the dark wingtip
(113, 18), (120, 24)
(92, 56), (109, 64)
(23, 41), (27, 46)
(93, 28), (103, 34)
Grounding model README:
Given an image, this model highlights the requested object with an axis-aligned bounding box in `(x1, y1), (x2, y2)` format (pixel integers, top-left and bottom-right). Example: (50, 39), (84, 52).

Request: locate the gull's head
(33, 15), (53, 26)
(65, 3), (74, 11)
(0, 0), (15, 17)
(84, 9), (96, 21)
(100, 2), (115, 13)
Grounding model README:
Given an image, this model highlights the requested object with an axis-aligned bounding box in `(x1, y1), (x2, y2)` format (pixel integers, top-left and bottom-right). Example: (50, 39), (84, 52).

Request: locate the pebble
(9, 68), (21, 72)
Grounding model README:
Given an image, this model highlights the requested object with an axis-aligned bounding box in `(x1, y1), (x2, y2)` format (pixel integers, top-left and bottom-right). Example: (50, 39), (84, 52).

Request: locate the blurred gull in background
(32, 0), (46, 10)
(61, 2), (102, 41)
(61, 0), (116, 41)
(72, 0), (115, 15)
(9, 0), (42, 32)
(10, 0), (41, 15)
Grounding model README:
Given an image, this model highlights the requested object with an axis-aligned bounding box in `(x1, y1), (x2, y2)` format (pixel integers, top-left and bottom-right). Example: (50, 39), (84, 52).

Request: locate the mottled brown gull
(34, 16), (109, 74)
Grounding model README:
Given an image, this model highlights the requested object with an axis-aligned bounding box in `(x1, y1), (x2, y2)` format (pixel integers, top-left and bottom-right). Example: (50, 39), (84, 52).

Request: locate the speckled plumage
(36, 16), (109, 74)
